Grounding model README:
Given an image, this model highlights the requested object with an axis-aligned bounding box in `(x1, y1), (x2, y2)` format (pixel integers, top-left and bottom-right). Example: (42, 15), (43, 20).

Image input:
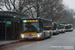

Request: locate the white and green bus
(52, 22), (60, 35)
(65, 24), (73, 31)
(20, 18), (53, 40)
(58, 24), (66, 33)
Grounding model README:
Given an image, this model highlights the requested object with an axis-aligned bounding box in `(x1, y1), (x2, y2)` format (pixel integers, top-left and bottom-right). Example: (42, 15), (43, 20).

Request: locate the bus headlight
(21, 34), (25, 39)
(47, 31), (50, 33)
(63, 29), (64, 31)
(71, 28), (73, 29)
(52, 31), (54, 32)
(37, 34), (41, 38)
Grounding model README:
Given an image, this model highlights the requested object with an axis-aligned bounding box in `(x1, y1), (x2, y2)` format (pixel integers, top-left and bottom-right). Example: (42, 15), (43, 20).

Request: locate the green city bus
(52, 22), (60, 35)
(65, 24), (73, 31)
(58, 24), (66, 33)
(20, 18), (53, 40)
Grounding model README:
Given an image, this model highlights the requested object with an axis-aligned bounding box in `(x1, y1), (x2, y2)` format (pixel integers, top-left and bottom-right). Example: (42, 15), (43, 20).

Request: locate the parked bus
(58, 24), (65, 33)
(20, 18), (53, 40)
(52, 22), (59, 35)
(65, 24), (73, 31)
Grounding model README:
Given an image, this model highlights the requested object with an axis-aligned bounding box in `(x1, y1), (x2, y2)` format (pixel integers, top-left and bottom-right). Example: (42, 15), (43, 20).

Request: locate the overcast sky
(63, 0), (75, 9)
(1, 0), (75, 11)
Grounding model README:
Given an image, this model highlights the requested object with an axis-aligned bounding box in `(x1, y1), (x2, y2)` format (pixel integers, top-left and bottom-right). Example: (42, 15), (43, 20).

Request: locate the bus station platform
(0, 40), (21, 46)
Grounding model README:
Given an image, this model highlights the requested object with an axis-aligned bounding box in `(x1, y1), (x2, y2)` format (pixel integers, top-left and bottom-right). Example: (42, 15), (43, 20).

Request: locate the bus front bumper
(21, 35), (41, 39)
(66, 29), (73, 31)
(25, 36), (37, 39)
(53, 30), (57, 34)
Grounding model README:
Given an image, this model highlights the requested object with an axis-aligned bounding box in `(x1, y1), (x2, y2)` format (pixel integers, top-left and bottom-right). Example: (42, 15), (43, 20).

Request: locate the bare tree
(36, 0), (64, 21)
(1, 0), (71, 22)
(0, 0), (38, 18)
(0, 8), (3, 11)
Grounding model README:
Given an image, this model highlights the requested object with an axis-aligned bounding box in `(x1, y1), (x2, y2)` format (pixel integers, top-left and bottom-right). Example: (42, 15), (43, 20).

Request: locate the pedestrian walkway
(0, 40), (21, 46)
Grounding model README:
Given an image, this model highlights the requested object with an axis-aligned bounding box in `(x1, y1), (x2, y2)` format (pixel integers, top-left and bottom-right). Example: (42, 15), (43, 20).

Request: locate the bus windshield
(59, 25), (65, 29)
(52, 25), (57, 30)
(23, 22), (41, 32)
(65, 25), (71, 29)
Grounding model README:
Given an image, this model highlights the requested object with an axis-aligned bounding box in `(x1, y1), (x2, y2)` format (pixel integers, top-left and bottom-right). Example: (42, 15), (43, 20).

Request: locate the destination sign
(46, 26), (52, 27)
(23, 20), (38, 23)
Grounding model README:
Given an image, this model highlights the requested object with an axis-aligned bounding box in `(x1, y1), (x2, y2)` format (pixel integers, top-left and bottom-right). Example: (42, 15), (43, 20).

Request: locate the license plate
(29, 36), (33, 39)
(67, 29), (69, 30)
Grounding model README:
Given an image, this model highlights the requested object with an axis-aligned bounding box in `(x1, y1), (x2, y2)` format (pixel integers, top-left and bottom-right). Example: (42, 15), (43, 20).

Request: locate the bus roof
(65, 24), (73, 25)
(21, 18), (52, 21)
(59, 24), (65, 25)
(65, 24), (73, 26)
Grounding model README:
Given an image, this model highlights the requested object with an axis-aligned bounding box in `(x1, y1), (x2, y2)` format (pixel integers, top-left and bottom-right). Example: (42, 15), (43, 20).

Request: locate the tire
(41, 33), (45, 40)
(63, 32), (65, 33)
(57, 31), (59, 34)
(71, 30), (73, 32)
(63, 31), (65, 33)
(55, 31), (59, 35)
(49, 33), (51, 38)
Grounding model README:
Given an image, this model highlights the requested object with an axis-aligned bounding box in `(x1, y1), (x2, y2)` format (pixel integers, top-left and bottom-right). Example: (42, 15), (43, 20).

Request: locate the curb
(0, 40), (22, 47)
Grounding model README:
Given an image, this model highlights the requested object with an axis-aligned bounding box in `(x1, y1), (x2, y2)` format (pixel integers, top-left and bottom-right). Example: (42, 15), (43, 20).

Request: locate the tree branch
(0, 8), (3, 11)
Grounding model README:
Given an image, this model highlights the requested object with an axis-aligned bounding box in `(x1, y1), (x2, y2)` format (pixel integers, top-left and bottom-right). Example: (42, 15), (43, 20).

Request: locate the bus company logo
(29, 33), (32, 36)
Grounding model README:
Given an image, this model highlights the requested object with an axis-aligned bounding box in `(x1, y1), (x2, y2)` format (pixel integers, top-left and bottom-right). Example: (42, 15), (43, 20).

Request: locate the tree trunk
(36, 3), (39, 18)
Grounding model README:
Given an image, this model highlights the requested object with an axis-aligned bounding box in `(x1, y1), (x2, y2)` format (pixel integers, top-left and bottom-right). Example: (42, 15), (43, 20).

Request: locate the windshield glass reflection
(23, 23), (41, 32)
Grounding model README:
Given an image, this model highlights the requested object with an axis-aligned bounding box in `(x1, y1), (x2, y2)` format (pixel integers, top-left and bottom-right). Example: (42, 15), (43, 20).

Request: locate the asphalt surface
(0, 30), (75, 50)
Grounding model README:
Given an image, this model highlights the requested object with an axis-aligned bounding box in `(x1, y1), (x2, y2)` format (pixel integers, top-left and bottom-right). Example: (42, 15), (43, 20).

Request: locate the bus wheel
(43, 33), (46, 39)
(63, 31), (65, 33)
(56, 31), (59, 35)
(55, 32), (58, 35)
(41, 33), (45, 40)
(57, 32), (59, 34)
(49, 33), (51, 38)
(62, 31), (65, 33)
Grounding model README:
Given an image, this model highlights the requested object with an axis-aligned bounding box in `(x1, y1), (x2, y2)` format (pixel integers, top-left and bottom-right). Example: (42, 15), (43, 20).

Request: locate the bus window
(44, 26), (52, 30)
(23, 22), (41, 33)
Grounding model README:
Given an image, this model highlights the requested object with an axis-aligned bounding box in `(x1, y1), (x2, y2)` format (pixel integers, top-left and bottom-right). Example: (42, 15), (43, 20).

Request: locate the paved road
(1, 30), (75, 50)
